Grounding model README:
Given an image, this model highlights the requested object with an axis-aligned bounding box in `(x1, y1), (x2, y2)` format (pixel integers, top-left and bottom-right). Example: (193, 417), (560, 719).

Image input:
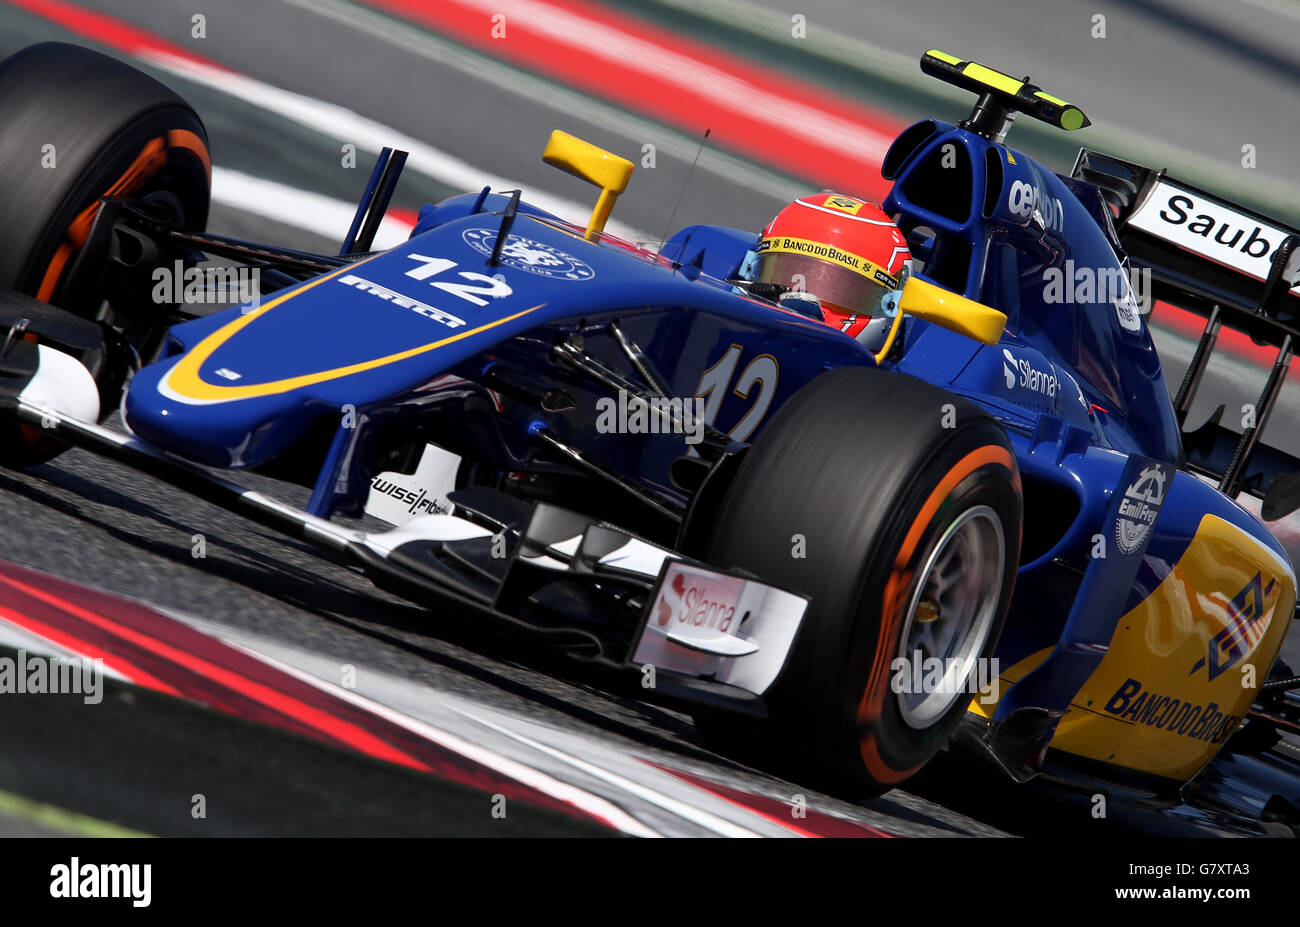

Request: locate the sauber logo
(1189, 572), (1276, 682)
(1128, 180), (1300, 296)
(1156, 195), (1277, 260)
(1114, 464), (1166, 555)
(655, 572), (736, 632)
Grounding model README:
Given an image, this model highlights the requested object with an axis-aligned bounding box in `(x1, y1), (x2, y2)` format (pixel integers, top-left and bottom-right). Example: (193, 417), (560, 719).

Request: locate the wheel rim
(895, 504), (1005, 729)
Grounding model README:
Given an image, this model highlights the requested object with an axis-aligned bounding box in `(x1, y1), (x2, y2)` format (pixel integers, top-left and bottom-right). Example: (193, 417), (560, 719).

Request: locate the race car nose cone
(123, 357), (313, 469)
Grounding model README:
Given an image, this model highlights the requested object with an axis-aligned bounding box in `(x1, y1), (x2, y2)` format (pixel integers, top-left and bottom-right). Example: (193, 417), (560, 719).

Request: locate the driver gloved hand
(778, 289), (824, 321)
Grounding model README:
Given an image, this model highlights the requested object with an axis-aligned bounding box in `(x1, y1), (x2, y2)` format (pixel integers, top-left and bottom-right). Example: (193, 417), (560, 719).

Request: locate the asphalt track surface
(0, 662), (613, 836)
(743, 0), (1300, 206)
(0, 0), (1297, 837)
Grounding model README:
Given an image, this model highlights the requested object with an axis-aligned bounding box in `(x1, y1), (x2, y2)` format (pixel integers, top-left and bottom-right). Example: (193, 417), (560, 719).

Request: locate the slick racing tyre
(0, 42), (210, 307)
(0, 42), (211, 466)
(693, 366), (1021, 795)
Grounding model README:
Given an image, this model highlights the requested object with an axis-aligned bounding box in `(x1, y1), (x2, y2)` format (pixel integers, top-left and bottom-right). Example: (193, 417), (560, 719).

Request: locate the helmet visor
(756, 248), (897, 318)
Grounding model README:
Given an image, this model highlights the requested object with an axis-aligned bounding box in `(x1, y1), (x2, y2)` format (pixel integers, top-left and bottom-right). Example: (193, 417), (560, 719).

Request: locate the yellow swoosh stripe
(163, 258), (542, 402)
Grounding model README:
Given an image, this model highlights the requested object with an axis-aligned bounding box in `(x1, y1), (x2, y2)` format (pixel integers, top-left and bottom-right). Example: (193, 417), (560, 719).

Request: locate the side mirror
(542, 130), (634, 241)
(875, 276), (1007, 363)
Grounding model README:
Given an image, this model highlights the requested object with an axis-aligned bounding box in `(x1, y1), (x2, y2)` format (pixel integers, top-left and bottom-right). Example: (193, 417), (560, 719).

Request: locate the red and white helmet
(755, 193), (910, 334)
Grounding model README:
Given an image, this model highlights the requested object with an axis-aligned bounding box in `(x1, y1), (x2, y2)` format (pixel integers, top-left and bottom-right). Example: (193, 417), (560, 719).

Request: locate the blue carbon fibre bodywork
(125, 207), (863, 467)
(119, 121), (1293, 698)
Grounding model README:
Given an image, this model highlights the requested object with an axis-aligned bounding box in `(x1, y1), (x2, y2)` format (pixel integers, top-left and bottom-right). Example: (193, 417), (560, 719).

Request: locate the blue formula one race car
(2, 42), (1300, 828)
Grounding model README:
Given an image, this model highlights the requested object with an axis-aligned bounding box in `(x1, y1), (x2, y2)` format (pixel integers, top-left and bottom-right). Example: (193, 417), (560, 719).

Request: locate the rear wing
(1071, 149), (1300, 520)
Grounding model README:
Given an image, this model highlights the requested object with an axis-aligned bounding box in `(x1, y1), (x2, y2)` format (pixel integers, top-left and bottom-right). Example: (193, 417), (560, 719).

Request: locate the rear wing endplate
(1071, 149), (1300, 518)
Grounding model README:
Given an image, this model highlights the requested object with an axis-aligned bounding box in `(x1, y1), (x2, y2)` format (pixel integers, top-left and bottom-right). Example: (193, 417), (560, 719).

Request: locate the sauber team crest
(461, 228), (596, 280)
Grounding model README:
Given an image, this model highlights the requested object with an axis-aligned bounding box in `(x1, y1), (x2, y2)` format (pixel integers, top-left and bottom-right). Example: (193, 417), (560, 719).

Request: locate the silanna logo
(1001, 348), (1058, 399)
(1114, 464), (1167, 555)
(462, 228), (596, 280)
(655, 571), (736, 633)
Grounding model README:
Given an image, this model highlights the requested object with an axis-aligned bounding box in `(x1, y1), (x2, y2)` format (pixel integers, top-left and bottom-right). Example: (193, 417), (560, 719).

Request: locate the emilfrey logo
(1115, 464), (1167, 555)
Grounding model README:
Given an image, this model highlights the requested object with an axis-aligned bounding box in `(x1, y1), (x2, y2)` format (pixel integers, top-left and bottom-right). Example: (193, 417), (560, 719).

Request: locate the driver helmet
(754, 193), (911, 336)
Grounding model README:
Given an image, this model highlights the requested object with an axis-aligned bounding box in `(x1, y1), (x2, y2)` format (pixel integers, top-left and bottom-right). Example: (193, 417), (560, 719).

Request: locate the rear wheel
(0, 41), (211, 464)
(692, 366), (1021, 794)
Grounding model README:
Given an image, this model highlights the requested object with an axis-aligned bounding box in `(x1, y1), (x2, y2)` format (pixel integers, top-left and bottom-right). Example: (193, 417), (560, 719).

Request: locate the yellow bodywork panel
(972, 513), (1296, 781)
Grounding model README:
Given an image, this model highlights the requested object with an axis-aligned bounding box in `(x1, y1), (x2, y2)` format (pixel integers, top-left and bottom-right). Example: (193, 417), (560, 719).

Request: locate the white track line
(137, 49), (651, 245)
(282, 0), (802, 203)
(451, 707), (769, 837)
(211, 166), (412, 249)
(448, 0), (893, 163)
(238, 646), (661, 837)
(0, 620), (130, 683)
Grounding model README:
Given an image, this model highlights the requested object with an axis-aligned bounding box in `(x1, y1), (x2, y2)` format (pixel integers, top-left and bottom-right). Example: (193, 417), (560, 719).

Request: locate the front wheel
(692, 366), (1021, 794)
(0, 42), (211, 466)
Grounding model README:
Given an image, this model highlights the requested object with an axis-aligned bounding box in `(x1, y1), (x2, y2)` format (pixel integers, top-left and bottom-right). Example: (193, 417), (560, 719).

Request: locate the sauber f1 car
(2, 42), (1300, 833)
